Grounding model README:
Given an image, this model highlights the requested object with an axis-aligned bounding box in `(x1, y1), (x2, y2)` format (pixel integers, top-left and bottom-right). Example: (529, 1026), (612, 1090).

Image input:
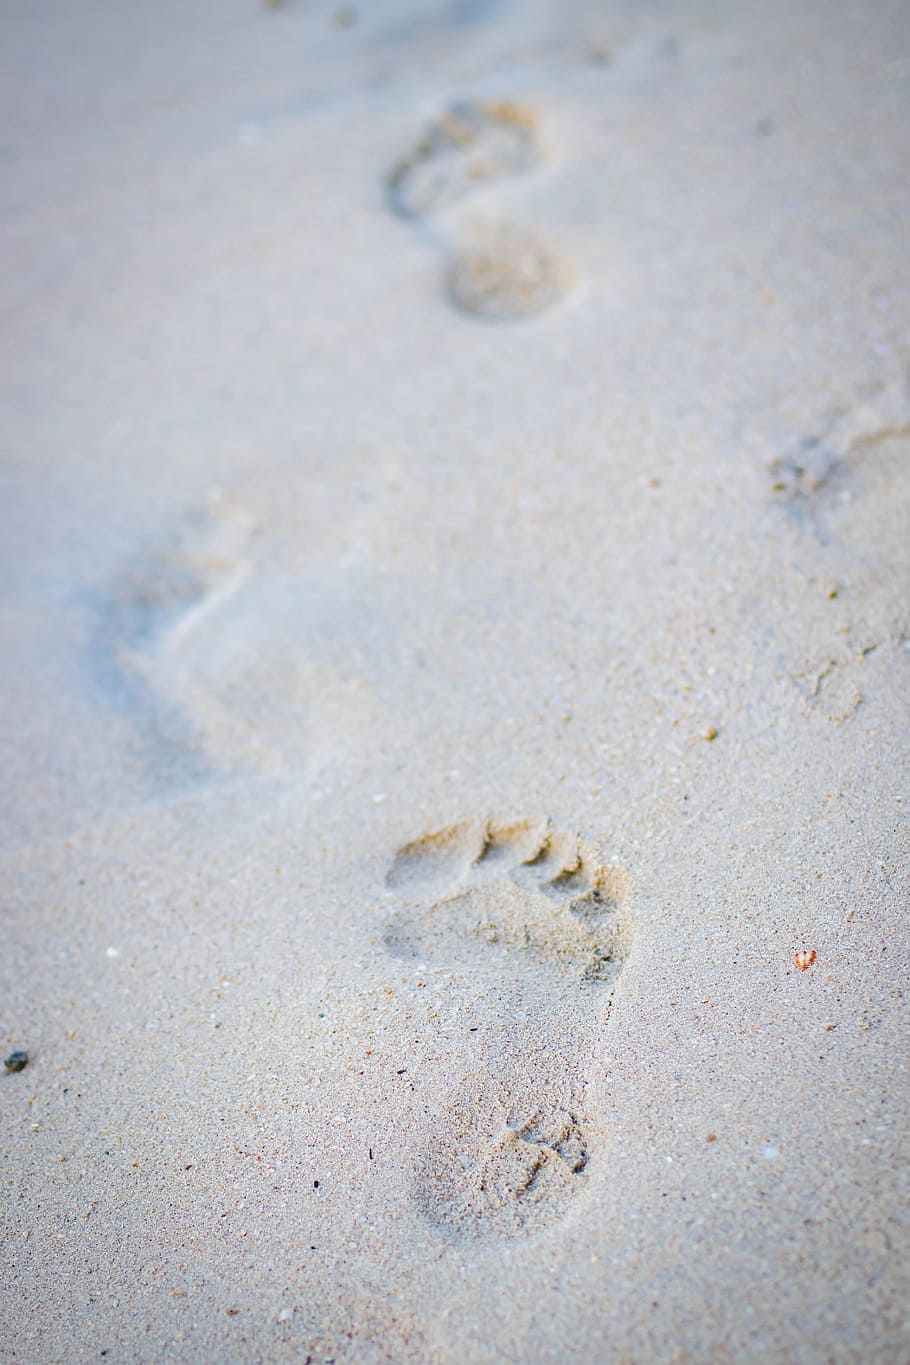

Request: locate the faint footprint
(768, 436), (843, 520)
(417, 1080), (591, 1241)
(768, 380), (910, 538)
(385, 817), (631, 1238)
(792, 652), (868, 724)
(386, 100), (541, 219)
(770, 381), (910, 719)
(92, 492), (271, 773)
(91, 485), (399, 786)
(386, 99), (573, 321)
(447, 222), (574, 322)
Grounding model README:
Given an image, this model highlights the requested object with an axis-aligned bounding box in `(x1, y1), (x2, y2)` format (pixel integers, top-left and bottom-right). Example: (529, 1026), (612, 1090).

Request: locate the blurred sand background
(1, 1), (909, 1361)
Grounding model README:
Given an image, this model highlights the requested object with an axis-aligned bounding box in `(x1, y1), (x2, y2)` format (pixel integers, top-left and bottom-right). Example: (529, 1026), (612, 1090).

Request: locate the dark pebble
(4, 1051), (28, 1073)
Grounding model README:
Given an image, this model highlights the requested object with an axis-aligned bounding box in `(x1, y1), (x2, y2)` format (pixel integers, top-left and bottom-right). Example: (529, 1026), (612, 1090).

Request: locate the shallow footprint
(92, 493), (269, 773)
(386, 99), (541, 219)
(769, 384), (910, 720)
(385, 817), (632, 1239)
(417, 1079), (592, 1240)
(386, 99), (573, 321)
(768, 381), (910, 539)
(447, 222), (574, 322)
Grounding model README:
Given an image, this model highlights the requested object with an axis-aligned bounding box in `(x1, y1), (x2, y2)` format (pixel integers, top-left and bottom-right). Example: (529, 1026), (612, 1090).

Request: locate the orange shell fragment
(794, 949), (817, 971)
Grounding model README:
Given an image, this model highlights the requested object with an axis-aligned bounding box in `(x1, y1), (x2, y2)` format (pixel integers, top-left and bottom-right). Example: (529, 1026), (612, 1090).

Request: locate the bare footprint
(770, 381), (910, 720)
(90, 482), (398, 787)
(447, 222), (574, 322)
(385, 817), (632, 1238)
(791, 649), (880, 725)
(386, 100), (573, 321)
(386, 100), (541, 219)
(92, 493), (271, 772)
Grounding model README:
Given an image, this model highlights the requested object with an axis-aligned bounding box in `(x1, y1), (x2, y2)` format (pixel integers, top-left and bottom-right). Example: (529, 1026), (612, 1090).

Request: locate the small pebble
(703, 727), (718, 741)
(4, 1051), (28, 1073)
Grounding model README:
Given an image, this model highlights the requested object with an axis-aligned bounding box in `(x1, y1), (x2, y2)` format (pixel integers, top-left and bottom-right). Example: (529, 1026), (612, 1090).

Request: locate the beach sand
(1, 1), (908, 1360)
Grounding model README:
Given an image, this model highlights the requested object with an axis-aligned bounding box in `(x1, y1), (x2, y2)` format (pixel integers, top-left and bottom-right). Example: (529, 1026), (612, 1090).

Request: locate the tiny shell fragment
(794, 949), (816, 971)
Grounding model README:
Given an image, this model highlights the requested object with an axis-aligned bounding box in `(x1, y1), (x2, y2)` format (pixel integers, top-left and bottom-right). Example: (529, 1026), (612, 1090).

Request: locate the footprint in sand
(92, 493), (274, 773)
(386, 100), (540, 219)
(768, 383), (910, 722)
(768, 383), (910, 540)
(386, 99), (573, 321)
(384, 817), (631, 1239)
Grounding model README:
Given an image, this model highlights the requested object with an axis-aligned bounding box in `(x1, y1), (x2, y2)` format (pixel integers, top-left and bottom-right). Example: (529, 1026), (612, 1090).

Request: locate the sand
(1, 1), (909, 1361)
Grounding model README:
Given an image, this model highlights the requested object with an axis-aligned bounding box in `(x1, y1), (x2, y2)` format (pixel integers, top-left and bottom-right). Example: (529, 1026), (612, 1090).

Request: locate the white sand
(1, 1), (909, 1360)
